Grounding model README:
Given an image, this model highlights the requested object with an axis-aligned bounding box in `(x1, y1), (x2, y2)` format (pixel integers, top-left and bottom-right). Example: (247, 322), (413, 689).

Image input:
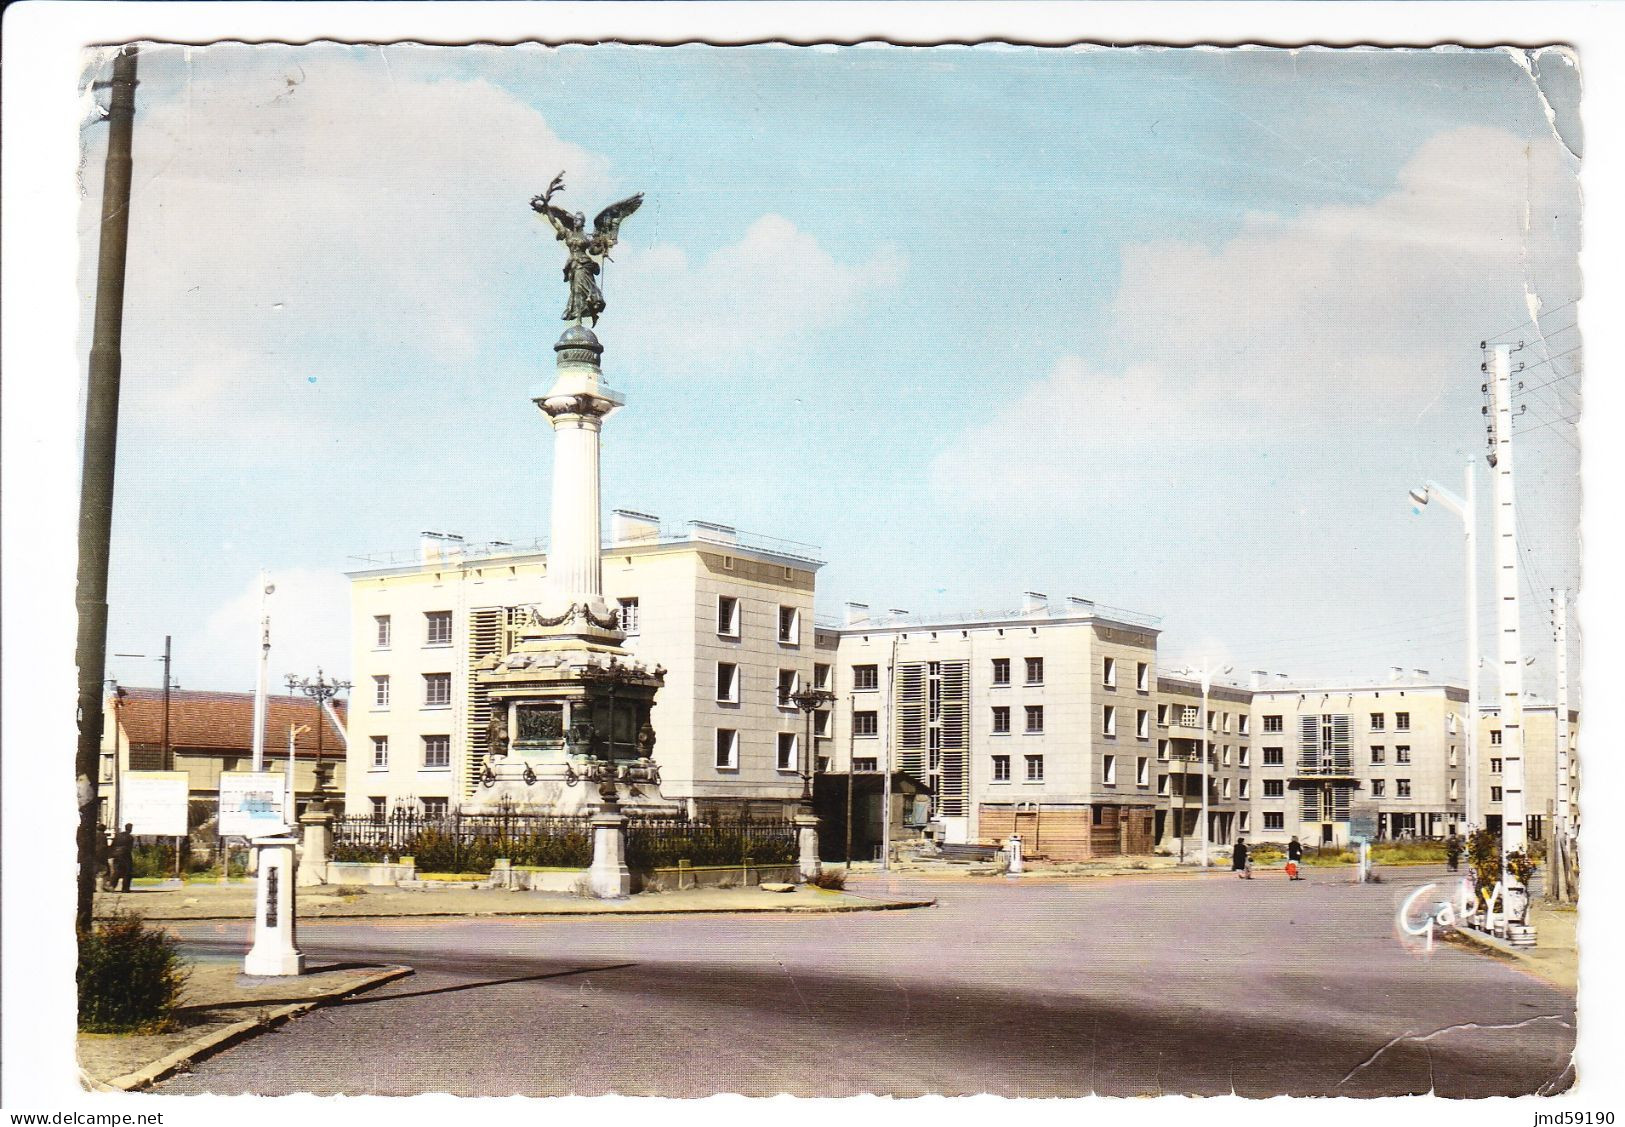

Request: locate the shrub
(78, 914), (189, 1033)
(808, 868), (847, 891)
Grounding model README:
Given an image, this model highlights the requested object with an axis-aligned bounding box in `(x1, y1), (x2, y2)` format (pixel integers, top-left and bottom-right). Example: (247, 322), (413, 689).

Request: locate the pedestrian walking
(1445, 832), (1461, 872)
(1286, 835), (1304, 880)
(1232, 837), (1252, 879)
(111, 823), (135, 893)
(95, 822), (114, 890)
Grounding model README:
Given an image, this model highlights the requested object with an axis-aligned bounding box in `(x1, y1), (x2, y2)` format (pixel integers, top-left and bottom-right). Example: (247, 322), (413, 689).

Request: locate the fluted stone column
(296, 806), (334, 888)
(589, 806), (632, 899)
(795, 811), (821, 882)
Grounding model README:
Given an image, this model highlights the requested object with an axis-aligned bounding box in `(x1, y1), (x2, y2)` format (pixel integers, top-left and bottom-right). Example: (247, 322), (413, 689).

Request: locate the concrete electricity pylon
(1550, 587), (1574, 904)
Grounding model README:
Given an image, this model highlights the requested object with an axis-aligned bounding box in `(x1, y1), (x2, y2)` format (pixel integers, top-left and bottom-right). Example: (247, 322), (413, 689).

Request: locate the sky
(74, 42), (1583, 701)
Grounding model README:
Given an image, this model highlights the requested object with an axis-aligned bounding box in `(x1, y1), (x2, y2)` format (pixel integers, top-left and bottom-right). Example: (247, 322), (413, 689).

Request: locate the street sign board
(219, 771), (287, 836)
(1348, 800), (1379, 843)
(120, 771), (189, 836)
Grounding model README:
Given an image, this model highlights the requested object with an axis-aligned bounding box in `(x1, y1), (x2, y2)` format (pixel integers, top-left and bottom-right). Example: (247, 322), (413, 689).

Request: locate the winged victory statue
(530, 172), (644, 326)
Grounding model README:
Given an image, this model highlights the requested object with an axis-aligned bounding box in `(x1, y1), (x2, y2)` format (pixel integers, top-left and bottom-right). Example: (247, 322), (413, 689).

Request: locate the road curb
(100, 964), (413, 1092)
(102, 898), (935, 923)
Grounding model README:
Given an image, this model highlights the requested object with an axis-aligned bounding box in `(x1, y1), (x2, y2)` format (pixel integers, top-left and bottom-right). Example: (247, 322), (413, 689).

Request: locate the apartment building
(825, 594), (1162, 857)
(1478, 705), (1581, 841)
(1246, 676), (1469, 845)
(1154, 675), (1253, 852)
(343, 513), (823, 819)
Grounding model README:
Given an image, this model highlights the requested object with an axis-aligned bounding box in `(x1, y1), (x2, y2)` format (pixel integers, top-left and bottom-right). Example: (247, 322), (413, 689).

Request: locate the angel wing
(591, 193), (645, 251)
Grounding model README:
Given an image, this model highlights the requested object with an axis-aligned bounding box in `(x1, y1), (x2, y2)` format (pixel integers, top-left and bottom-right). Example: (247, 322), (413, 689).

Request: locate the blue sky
(76, 43), (1582, 699)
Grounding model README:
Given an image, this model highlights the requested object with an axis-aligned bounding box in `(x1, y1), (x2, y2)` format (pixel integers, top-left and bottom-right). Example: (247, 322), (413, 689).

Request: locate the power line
(1485, 299), (1579, 342)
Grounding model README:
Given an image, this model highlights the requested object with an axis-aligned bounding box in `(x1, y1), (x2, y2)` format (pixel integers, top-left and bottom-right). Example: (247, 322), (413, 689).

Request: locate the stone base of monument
(244, 835), (305, 977)
(464, 755), (681, 818)
(589, 808), (633, 899)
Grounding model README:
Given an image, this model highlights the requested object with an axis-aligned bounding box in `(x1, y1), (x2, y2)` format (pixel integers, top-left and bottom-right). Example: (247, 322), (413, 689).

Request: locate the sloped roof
(109, 688), (347, 757)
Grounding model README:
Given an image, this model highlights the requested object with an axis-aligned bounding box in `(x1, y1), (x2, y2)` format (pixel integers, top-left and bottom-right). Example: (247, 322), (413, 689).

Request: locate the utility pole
(1551, 587), (1573, 903)
(251, 574), (274, 771)
(161, 634), (173, 771)
(75, 45), (138, 935)
(1485, 343), (1530, 927)
(845, 693), (855, 869)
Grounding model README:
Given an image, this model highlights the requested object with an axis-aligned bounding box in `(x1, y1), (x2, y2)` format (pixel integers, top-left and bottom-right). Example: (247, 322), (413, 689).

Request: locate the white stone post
(296, 806), (334, 888)
(1007, 833), (1024, 874)
(795, 811), (821, 882)
(244, 834), (304, 976)
(589, 807), (632, 899)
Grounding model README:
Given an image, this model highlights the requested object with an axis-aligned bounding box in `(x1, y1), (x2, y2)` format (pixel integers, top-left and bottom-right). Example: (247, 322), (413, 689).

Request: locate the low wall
(325, 860), (416, 886)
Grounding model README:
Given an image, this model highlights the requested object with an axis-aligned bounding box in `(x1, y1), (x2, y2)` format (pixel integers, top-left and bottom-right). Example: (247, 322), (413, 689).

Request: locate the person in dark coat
(1286, 835), (1304, 879)
(95, 822), (113, 890)
(1445, 832), (1462, 872)
(1232, 837), (1252, 879)
(111, 823), (135, 893)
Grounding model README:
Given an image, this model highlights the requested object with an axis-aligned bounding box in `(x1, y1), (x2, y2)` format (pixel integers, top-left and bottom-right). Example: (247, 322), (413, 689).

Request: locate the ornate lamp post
(790, 685), (836, 807)
(286, 668), (350, 811)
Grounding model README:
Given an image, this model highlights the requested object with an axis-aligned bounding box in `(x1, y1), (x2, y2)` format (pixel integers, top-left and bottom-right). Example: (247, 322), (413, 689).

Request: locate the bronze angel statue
(530, 172), (644, 325)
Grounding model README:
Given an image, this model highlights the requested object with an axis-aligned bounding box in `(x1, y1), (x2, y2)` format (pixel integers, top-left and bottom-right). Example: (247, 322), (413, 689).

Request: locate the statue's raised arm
(530, 172), (643, 325)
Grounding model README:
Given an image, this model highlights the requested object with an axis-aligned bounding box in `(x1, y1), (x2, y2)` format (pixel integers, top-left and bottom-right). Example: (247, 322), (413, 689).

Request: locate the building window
(1103, 705), (1116, 737)
(1491, 785), (1503, 802)
(1371, 779), (1386, 797)
(778, 605), (800, 645)
(1397, 778), (1411, 798)
(716, 663), (740, 704)
(617, 598), (640, 636)
(1370, 712), (1385, 732)
(1025, 705), (1044, 734)
(1103, 754), (1116, 785)
(1370, 746), (1385, 764)
(814, 710), (831, 737)
(1263, 715), (1283, 733)
(1157, 738), (1169, 761)
(777, 669), (799, 707)
(1449, 746), (1459, 767)
(1156, 703), (1169, 726)
(1528, 814), (1543, 841)
(717, 596), (740, 638)
(1102, 657), (1116, 689)
(1157, 774), (1170, 796)
(715, 729), (739, 770)
(375, 615), (391, 648)
(1222, 778), (1231, 799)
(1137, 756), (1149, 786)
(992, 755), (1011, 782)
(1239, 812), (1250, 833)
(1221, 712), (1232, 734)
(1490, 757), (1502, 774)
(425, 610), (452, 646)
(1222, 745), (1232, 766)
(1025, 657), (1044, 685)
(1136, 661), (1149, 691)
(853, 711), (878, 738)
(1264, 747), (1284, 766)
(1490, 730), (1503, 746)
(1264, 779), (1284, 797)
(814, 663), (831, 690)
(373, 675), (390, 709)
(370, 797), (387, 822)
(1181, 705), (1200, 727)
(853, 757), (878, 773)
(1025, 755), (1044, 781)
(424, 673), (451, 708)
(421, 798), (448, 819)
(1450, 778), (1459, 801)
(1238, 715), (1249, 736)
(991, 658), (1011, 686)
(1136, 709), (1150, 739)
(423, 735), (450, 769)
(1264, 812), (1284, 831)
(1395, 712), (1410, 732)
(1238, 747), (1249, 767)
(777, 732), (798, 772)
(991, 706), (1010, 735)
(371, 736), (388, 769)
(853, 664), (879, 692)
(1395, 746), (1411, 764)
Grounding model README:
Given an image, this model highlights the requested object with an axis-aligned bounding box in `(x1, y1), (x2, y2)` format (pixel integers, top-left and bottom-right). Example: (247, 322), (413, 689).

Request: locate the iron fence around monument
(330, 810), (799, 872)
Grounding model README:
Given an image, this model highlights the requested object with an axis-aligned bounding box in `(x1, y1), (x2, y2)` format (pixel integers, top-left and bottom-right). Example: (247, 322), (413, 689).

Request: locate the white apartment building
(343, 513), (823, 820)
(1479, 705), (1580, 842)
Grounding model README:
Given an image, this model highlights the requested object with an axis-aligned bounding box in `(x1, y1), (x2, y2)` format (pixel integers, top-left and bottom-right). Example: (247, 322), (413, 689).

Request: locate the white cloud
(202, 567), (353, 687)
(935, 126), (1579, 504)
(614, 213), (905, 365)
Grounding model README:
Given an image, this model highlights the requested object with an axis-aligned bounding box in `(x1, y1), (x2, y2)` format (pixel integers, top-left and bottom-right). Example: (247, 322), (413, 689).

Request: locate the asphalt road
(157, 866), (1574, 1097)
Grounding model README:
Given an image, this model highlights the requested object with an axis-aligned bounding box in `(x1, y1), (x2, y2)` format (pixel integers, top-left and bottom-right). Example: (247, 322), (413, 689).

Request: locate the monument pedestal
(795, 810), (821, 882)
(244, 834), (305, 976)
(589, 806), (633, 899)
(297, 804), (335, 887)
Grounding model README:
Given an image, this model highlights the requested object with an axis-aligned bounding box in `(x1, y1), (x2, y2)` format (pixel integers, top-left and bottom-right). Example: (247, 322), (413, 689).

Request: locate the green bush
(78, 914), (189, 1033)
(625, 823), (797, 870)
(808, 868), (847, 890)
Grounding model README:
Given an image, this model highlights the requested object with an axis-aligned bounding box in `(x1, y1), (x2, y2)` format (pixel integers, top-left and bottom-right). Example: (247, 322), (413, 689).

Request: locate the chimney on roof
(1022, 591), (1048, 614)
(1412, 668), (1429, 680)
(611, 509), (661, 545)
(887, 609), (910, 620)
(689, 520), (737, 545)
(420, 531), (443, 564)
(1275, 673), (1290, 687)
(1249, 670), (1267, 690)
(1065, 596), (1094, 613)
(844, 602), (870, 627)
(1389, 666), (1405, 682)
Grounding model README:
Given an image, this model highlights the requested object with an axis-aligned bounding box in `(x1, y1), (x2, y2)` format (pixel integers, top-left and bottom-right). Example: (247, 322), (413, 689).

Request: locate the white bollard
(244, 835), (305, 976)
(1007, 833), (1024, 875)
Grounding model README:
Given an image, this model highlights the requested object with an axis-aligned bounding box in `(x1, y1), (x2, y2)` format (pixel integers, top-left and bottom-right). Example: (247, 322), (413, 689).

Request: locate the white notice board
(120, 771), (190, 836)
(218, 771), (287, 836)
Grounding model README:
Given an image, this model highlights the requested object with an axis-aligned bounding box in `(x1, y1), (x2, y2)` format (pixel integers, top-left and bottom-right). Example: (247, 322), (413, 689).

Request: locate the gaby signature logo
(1397, 879), (1507, 951)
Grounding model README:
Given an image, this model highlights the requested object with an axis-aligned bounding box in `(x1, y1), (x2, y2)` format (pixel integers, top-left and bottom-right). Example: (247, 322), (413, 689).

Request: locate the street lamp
(1410, 460), (1478, 833)
(286, 668), (350, 812)
(790, 684), (836, 807)
(1176, 661), (1232, 869)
